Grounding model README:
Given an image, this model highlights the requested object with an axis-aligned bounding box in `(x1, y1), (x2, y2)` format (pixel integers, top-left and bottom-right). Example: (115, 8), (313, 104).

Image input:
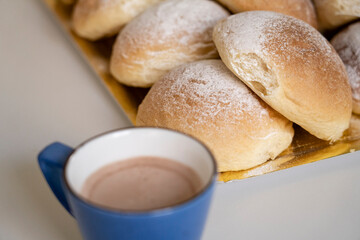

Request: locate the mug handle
(38, 142), (74, 216)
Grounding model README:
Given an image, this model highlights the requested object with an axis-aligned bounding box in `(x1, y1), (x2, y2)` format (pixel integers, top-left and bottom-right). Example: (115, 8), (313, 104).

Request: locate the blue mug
(38, 127), (217, 240)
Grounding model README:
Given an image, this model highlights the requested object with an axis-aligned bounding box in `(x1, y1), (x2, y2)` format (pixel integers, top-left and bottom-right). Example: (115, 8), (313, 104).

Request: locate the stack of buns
(65, 0), (357, 172)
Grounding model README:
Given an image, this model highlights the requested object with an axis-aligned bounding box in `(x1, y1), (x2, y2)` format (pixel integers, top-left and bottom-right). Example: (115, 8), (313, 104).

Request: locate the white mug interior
(65, 128), (216, 199)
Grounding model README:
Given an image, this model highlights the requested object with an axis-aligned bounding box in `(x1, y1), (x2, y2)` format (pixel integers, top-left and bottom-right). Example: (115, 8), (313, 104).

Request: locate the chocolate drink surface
(81, 156), (203, 211)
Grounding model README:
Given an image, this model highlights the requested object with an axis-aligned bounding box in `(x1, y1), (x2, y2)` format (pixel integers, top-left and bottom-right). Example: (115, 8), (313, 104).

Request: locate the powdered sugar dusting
(168, 61), (268, 120)
(141, 60), (280, 137)
(218, 11), (335, 67)
(331, 22), (360, 101)
(261, 12), (338, 70)
(215, 11), (341, 73)
(214, 12), (271, 57)
(116, 0), (229, 56)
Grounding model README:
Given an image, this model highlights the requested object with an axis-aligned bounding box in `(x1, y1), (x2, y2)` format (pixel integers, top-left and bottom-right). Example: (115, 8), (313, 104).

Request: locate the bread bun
(72, 0), (163, 40)
(216, 0), (317, 29)
(313, 0), (360, 31)
(136, 60), (294, 172)
(331, 22), (360, 114)
(110, 0), (229, 87)
(213, 11), (352, 141)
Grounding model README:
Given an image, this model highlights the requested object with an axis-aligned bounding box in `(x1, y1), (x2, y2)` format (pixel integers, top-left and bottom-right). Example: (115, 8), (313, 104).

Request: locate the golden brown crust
(136, 60), (294, 171)
(216, 0), (318, 28)
(213, 11), (352, 141)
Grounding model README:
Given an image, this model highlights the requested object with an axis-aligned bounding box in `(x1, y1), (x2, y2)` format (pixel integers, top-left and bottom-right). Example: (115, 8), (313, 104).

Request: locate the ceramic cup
(38, 127), (217, 240)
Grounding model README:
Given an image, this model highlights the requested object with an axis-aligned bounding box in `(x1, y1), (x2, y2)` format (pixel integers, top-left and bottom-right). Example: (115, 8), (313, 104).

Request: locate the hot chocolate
(81, 156), (203, 211)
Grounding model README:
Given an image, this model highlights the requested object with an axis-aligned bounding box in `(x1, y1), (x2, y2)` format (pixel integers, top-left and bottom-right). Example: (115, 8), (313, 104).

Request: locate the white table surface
(1, 1), (360, 239)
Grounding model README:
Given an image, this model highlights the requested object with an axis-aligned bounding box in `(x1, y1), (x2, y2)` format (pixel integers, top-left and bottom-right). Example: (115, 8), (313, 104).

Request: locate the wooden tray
(43, 0), (360, 182)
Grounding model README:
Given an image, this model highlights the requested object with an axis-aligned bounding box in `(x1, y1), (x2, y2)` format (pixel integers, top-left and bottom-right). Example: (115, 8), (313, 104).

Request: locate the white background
(1, 1), (360, 239)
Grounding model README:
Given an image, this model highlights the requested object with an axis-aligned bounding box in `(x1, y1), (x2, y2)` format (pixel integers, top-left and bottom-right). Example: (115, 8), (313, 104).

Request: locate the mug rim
(63, 126), (218, 216)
